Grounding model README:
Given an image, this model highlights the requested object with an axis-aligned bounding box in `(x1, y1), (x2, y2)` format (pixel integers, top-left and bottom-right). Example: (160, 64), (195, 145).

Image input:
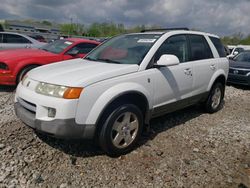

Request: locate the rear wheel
(16, 65), (38, 84)
(204, 82), (224, 113)
(99, 104), (143, 157)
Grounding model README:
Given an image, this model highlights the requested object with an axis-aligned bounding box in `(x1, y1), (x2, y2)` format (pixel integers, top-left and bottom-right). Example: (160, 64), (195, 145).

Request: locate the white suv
(15, 29), (229, 156)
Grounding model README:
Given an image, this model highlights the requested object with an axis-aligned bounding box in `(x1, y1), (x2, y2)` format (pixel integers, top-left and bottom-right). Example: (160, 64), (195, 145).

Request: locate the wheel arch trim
(207, 70), (227, 92)
(83, 83), (152, 125)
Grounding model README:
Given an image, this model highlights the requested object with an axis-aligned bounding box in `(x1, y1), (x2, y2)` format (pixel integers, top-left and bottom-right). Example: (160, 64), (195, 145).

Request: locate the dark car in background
(228, 51), (250, 86)
(29, 35), (47, 43)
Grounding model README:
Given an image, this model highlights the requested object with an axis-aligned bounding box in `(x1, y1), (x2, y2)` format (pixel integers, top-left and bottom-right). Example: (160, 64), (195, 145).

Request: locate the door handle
(210, 64), (216, 70)
(184, 68), (192, 76)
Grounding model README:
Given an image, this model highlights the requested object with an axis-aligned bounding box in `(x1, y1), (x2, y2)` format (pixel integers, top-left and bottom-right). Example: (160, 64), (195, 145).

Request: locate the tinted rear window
(3, 34), (31, 44)
(209, 36), (226, 57)
(188, 35), (213, 61)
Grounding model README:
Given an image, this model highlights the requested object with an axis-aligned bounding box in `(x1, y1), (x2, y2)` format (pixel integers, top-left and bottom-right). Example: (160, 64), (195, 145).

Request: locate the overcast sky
(0, 0), (250, 36)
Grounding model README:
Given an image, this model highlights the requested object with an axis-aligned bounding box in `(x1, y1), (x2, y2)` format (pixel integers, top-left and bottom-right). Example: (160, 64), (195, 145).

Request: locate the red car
(0, 38), (100, 85)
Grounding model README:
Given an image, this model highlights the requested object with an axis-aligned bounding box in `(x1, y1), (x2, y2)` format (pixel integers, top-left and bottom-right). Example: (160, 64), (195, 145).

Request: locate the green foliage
(85, 23), (163, 37)
(222, 32), (250, 45)
(58, 21), (250, 45)
(59, 21), (166, 37)
(87, 22), (126, 37)
(42, 20), (52, 26)
(60, 23), (85, 36)
(240, 35), (250, 45)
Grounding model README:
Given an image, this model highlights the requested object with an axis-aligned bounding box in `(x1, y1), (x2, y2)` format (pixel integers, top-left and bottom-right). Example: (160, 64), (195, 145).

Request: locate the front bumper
(227, 73), (250, 86)
(14, 102), (95, 139)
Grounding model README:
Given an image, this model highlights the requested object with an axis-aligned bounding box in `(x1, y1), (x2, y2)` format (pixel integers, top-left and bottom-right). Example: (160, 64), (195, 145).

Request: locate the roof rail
(141, 28), (189, 32)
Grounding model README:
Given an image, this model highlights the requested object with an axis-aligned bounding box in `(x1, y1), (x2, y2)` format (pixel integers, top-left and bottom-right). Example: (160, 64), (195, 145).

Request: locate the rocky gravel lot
(0, 85), (249, 188)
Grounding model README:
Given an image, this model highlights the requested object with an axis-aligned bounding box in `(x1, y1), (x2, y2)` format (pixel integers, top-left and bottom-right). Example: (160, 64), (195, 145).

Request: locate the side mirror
(157, 54), (180, 66)
(233, 51), (239, 56)
(67, 49), (79, 56)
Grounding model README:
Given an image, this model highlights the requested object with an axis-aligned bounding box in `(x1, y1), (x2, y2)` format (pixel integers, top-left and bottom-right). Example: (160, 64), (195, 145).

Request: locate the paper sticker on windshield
(64, 41), (73, 45)
(137, 39), (156, 43)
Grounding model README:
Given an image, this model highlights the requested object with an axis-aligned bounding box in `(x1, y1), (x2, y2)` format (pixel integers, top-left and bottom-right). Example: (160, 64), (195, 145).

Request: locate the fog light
(48, 108), (56, 118)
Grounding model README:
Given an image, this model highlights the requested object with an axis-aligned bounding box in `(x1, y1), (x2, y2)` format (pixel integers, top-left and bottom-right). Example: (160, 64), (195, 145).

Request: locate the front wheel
(99, 104), (143, 157)
(204, 82), (225, 113)
(16, 65), (38, 85)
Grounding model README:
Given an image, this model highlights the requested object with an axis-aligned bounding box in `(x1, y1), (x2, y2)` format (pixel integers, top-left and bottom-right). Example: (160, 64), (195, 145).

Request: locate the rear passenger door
(187, 34), (217, 96)
(152, 35), (194, 115)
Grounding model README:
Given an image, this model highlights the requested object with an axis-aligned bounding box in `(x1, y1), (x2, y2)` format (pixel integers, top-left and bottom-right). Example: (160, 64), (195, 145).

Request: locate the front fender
(13, 60), (42, 78)
(82, 82), (152, 125)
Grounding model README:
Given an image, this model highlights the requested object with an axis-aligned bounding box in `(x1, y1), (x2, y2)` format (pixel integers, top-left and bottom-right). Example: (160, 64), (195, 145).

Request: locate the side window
(234, 47), (244, 54)
(67, 43), (98, 54)
(188, 35), (213, 61)
(2, 34), (7, 43)
(209, 36), (226, 57)
(0, 34), (2, 43)
(4, 34), (31, 44)
(155, 35), (189, 63)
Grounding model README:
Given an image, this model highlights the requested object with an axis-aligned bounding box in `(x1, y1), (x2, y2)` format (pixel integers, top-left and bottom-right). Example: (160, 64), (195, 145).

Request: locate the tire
(16, 65), (38, 84)
(99, 104), (143, 157)
(204, 82), (225, 113)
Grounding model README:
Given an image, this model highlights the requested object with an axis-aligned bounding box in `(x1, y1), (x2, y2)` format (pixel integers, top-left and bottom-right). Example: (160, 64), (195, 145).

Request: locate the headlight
(0, 62), (8, 70)
(35, 82), (83, 99)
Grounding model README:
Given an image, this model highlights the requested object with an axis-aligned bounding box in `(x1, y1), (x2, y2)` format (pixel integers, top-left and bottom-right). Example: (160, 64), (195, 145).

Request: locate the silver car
(0, 32), (46, 50)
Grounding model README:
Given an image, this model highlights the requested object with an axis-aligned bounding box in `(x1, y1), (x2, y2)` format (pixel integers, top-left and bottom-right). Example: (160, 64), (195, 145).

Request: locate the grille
(229, 68), (250, 75)
(18, 98), (36, 113)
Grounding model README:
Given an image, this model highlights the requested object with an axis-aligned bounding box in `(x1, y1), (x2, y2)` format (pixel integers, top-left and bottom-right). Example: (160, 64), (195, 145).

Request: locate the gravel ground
(0, 85), (249, 188)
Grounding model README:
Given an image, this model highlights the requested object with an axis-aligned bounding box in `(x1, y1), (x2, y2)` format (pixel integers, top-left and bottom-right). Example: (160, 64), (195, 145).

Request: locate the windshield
(234, 52), (250, 62)
(40, 40), (73, 54)
(85, 34), (162, 65)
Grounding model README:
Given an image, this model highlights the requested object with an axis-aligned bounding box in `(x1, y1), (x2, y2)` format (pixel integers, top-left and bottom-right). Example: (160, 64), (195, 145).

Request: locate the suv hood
(28, 59), (139, 87)
(229, 60), (250, 69)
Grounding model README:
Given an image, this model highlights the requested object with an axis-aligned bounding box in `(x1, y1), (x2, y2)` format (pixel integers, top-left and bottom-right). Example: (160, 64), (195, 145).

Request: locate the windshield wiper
(96, 58), (121, 64)
(41, 48), (48, 52)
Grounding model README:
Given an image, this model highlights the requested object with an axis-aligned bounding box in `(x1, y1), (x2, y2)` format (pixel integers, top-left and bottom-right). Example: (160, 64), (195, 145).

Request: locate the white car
(227, 45), (250, 59)
(15, 29), (229, 156)
(0, 32), (46, 50)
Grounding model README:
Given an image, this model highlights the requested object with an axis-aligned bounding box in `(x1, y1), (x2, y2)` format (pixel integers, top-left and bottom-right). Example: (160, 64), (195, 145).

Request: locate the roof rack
(141, 28), (189, 32)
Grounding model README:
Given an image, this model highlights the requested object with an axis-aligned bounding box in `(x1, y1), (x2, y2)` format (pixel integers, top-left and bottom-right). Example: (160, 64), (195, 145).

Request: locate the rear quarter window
(209, 36), (226, 57)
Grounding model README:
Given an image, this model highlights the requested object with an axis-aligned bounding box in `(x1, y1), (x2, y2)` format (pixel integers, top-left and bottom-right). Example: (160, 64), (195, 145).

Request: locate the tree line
(16, 20), (250, 45)
(221, 32), (250, 45)
(60, 22), (160, 37)
(60, 22), (250, 45)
